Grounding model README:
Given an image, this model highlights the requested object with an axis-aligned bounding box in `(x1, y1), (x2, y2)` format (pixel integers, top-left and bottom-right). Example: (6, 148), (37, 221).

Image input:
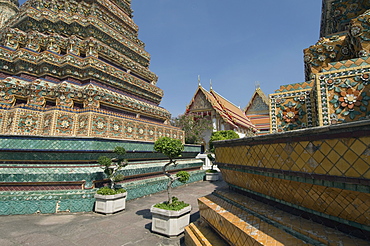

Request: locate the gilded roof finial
(198, 75), (201, 86)
(255, 81), (260, 90)
(210, 79), (212, 90)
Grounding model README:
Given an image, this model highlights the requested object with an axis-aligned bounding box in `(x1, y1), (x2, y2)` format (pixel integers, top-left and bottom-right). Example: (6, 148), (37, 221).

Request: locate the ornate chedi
(270, 0), (370, 133)
(0, 1), (204, 216)
(0, 0), (183, 142)
(0, 0), (19, 28)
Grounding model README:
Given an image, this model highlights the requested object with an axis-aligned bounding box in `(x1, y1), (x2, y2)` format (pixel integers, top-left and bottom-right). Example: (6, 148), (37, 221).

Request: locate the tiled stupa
(0, 0), (204, 215)
(0, 0), (183, 141)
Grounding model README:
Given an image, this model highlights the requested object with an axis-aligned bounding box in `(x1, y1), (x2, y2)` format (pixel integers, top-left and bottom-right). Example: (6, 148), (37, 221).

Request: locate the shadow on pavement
(145, 222), (151, 231)
(136, 208), (151, 219)
(190, 211), (200, 223)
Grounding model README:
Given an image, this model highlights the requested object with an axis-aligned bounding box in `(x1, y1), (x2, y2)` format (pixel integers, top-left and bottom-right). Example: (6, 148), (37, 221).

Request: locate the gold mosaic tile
(217, 135), (370, 178)
(222, 169), (370, 226)
(214, 190), (370, 246)
(198, 196), (311, 246)
(351, 140), (367, 156)
(185, 222), (227, 246)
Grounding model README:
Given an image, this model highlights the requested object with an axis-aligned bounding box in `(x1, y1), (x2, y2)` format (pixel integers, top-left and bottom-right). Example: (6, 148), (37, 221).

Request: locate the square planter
(150, 204), (191, 237)
(205, 172), (219, 181)
(94, 192), (127, 214)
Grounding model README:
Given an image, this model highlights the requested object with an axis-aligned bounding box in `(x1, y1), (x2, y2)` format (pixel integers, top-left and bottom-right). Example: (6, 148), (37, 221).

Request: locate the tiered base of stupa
(0, 135), (204, 215)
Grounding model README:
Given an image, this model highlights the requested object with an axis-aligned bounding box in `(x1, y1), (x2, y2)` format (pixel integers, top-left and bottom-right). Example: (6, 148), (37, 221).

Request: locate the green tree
(209, 130), (239, 152)
(171, 114), (213, 144)
(154, 137), (189, 204)
(98, 146), (128, 190)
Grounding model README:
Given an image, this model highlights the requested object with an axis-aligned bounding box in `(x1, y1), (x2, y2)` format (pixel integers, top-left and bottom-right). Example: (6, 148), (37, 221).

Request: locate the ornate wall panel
(270, 89), (315, 132)
(214, 121), (370, 232)
(316, 66), (370, 126)
(0, 106), (183, 142)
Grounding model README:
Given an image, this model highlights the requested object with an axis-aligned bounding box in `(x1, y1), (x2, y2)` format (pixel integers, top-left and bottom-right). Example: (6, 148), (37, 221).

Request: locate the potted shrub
(205, 153), (219, 181)
(94, 146), (128, 214)
(150, 137), (191, 237)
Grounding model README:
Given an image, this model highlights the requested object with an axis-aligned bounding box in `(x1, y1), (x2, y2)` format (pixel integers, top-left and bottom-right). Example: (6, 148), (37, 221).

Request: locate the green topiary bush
(153, 197), (189, 211)
(176, 171), (190, 183)
(97, 146), (128, 194)
(96, 186), (126, 195)
(154, 137), (184, 159)
(209, 130), (239, 152)
(153, 137), (190, 207)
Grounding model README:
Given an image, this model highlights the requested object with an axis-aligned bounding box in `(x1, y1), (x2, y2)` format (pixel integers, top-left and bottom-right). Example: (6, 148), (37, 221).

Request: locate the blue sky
(19, 0), (323, 117)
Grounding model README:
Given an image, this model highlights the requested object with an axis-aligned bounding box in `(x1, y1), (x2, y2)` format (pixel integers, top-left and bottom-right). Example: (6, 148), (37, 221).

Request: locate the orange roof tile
(187, 86), (257, 132)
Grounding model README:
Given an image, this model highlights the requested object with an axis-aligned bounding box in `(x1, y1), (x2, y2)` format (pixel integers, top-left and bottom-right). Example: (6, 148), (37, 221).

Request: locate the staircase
(185, 189), (369, 246)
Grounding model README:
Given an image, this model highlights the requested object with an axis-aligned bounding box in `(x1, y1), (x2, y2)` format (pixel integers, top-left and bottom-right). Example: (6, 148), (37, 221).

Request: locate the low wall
(214, 120), (370, 233)
(0, 135), (200, 163)
(0, 136), (203, 215)
(0, 168), (205, 215)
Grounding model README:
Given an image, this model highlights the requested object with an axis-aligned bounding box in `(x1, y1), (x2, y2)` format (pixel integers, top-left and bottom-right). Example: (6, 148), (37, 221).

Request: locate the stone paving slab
(0, 178), (227, 246)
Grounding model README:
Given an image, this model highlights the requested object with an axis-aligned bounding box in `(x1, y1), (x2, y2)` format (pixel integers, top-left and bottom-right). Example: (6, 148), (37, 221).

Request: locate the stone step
(185, 221), (229, 246)
(198, 194), (314, 245)
(205, 190), (369, 246)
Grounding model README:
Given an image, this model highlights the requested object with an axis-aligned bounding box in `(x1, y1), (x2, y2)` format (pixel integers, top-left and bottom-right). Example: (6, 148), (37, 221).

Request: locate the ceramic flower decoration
(339, 88), (362, 110)
(283, 107), (299, 123)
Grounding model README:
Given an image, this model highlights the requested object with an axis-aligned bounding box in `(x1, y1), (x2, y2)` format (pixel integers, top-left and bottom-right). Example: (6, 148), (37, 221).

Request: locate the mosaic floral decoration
(0, 107), (183, 143)
(270, 90), (313, 132)
(320, 72), (370, 124)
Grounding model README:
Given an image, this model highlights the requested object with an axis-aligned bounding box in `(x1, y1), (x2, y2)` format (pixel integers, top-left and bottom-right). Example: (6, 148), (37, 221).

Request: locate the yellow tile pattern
(216, 136), (370, 178)
(184, 224), (209, 246)
(221, 169), (370, 226)
(214, 190), (370, 246)
(185, 222), (226, 246)
(198, 196), (313, 246)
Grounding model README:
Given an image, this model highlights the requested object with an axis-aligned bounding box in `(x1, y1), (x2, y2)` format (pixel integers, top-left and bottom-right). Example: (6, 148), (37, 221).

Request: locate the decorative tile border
(0, 159), (204, 188)
(0, 169), (205, 215)
(0, 106), (183, 142)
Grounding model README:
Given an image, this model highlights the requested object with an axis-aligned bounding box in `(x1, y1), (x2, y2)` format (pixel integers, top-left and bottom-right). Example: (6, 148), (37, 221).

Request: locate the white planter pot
(205, 172), (219, 181)
(94, 192), (127, 214)
(150, 204), (191, 237)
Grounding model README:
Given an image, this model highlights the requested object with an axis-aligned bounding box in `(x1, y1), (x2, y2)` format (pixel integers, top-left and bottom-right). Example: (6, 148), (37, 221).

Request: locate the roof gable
(210, 89), (256, 131)
(186, 85), (257, 132)
(244, 87), (269, 113)
(187, 88), (213, 111)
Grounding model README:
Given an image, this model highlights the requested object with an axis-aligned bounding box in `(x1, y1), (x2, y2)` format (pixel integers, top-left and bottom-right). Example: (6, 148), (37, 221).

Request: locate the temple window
(74, 101), (84, 109)
(45, 100), (56, 108)
(15, 98), (27, 106)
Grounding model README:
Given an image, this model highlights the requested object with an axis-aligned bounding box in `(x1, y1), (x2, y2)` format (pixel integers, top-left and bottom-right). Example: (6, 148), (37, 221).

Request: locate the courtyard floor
(0, 177), (227, 246)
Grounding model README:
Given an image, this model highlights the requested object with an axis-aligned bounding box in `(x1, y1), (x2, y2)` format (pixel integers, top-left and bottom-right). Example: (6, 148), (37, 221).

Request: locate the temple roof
(244, 87), (269, 113)
(187, 85), (257, 132)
